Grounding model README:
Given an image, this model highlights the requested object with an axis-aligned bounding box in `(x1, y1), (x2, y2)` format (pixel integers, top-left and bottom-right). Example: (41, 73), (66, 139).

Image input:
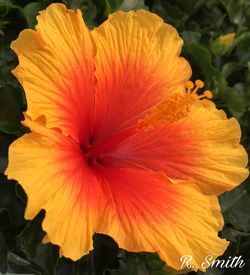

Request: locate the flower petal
(92, 10), (191, 143)
(11, 3), (95, 143)
(102, 104), (248, 195)
(5, 118), (104, 260)
(94, 166), (228, 271)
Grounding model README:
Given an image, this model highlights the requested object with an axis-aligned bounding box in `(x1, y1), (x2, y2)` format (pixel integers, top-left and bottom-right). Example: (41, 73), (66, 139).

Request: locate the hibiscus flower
(5, 3), (248, 271)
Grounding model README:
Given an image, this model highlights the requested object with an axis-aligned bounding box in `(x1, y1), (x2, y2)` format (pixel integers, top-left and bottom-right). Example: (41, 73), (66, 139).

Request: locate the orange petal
(91, 10), (191, 143)
(95, 167), (228, 271)
(5, 118), (104, 260)
(11, 3), (95, 143)
(99, 103), (248, 195)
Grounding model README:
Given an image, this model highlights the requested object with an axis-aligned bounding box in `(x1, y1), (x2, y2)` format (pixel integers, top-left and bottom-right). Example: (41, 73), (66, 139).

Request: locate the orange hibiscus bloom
(5, 3), (248, 271)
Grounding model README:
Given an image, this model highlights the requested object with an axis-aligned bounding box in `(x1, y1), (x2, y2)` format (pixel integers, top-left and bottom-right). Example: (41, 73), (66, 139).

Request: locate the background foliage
(0, 0), (250, 274)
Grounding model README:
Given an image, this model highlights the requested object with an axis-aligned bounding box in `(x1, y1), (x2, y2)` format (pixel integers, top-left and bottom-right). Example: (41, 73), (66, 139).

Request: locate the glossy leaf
(0, 230), (8, 273)
(120, 0), (147, 11)
(0, 175), (26, 226)
(23, 2), (44, 28)
(19, 211), (59, 275)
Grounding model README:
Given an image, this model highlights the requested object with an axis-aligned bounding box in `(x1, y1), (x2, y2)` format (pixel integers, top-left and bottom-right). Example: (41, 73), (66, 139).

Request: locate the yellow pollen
(137, 94), (190, 131)
(137, 80), (213, 132)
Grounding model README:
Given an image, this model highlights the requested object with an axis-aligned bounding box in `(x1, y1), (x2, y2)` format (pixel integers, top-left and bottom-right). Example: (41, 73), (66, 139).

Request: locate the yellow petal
(183, 105), (249, 194)
(103, 101), (248, 195)
(219, 32), (235, 46)
(95, 167), (228, 271)
(91, 9), (191, 143)
(11, 3), (95, 143)
(5, 118), (104, 260)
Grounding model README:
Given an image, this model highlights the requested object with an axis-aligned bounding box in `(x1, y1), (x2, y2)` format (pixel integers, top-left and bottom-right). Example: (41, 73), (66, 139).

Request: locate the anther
(204, 90), (213, 99)
(185, 81), (194, 90)
(195, 80), (204, 88)
(185, 80), (213, 106)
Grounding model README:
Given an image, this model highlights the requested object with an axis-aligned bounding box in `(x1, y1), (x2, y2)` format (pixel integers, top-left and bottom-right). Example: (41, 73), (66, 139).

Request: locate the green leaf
(19, 211), (59, 274)
(0, 18), (9, 35)
(0, 41), (18, 86)
(0, 121), (28, 136)
(23, 2), (44, 28)
(119, 0), (147, 11)
(105, 0), (123, 15)
(110, 256), (139, 275)
(149, 271), (175, 275)
(7, 251), (40, 274)
(153, 1), (186, 28)
(220, 184), (250, 232)
(61, 0), (99, 28)
(221, 227), (250, 242)
(197, 267), (224, 275)
(229, 32), (250, 53)
(0, 175), (26, 226)
(181, 31), (201, 44)
(220, 0), (248, 25)
(0, 230), (8, 273)
(0, 84), (25, 124)
(56, 254), (95, 275)
(109, 252), (177, 275)
(221, 62), (244, 79)
(0, 133), (15, 173)
(183, 42), (218, 83)
(146, 259), (165, 271)
(216, 81), (246, 118)
(0, 0), (28, 28)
